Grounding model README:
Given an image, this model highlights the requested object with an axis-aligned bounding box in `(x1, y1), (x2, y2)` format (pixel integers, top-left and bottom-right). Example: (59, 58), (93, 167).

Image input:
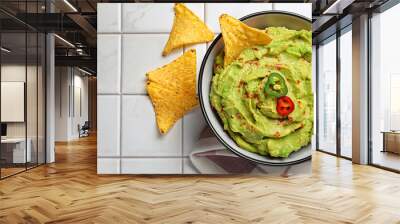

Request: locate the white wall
(55, 66), (70, 141)
(55, 67), (89, 141)
(72, 73), (89, 138)
(1, 65), (39, 138)
(46, 33), (56, 163)
(1, 65), (26, 141)
(1, 63), (46, 164)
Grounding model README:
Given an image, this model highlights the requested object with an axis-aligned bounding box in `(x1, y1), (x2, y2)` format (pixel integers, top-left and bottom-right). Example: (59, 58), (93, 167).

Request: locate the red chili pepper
(276, 96), (295, 116)
(275, 64), (284, 70)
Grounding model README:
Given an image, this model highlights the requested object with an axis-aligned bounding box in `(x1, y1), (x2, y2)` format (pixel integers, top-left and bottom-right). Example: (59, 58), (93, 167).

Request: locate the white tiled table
(97, 3), (311, 174)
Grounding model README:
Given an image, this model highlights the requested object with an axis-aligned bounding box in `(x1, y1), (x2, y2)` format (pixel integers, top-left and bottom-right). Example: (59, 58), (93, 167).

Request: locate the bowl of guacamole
(198, 11), (313, 165)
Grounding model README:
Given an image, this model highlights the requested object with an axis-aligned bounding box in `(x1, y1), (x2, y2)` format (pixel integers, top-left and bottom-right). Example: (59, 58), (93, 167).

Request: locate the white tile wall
(184, 44), (207, 90)
(274, 3), (312, 19)
(205, 3), (273, 33)
(183, 108), (206, 156)
(122, 3), (204, 33)
(98, 158), (120, 174)
(186, 3), (205, 21)
(122, 3), (175, 33)
(97, 3), (121, 33)
(121, 95), (182, 157)
(97, 95), (120, 157)
(121, 158), (182, 174)
(122, 34), (183, 94)
(183, 158), (198, 174)
(97, 35), (121, 94)
(183, 108), (223, 156)
(97, 3), (311, 174)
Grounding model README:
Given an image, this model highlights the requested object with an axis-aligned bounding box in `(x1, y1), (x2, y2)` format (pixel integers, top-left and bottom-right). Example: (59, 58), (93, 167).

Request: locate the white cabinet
(1, 138), (32, 163)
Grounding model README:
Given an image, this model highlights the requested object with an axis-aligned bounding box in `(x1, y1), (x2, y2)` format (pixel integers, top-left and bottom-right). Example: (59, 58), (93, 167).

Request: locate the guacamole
(210, 27), (313, 158)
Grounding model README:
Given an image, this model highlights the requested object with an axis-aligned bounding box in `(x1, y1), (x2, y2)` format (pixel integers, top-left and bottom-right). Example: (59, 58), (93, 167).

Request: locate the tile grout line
(103, 3), (250, 174)
(99, 156), (190, 159)
(181, 106), (184, 174)
(109, 4), (239, 174)
(120, 3), (124, 33)
(122, 4), (181, 173)
(119, 6), (123, 173)
(205, 4), (209, 60)
(98, 93), (121, 95)
(183, 3), (206, 174)
(204, 3), (206, 28)
(98, 32), (171, 35)
(180, 3), (189, 173)
(98, 93), (148, 96)
(102, 3), (301, 174)
(118, 3), (122, 33)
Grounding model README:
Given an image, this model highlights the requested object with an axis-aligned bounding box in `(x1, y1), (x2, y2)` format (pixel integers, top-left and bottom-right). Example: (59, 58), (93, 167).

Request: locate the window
(370, 3), (400, 171)
(0, 2), (46, 179)
(339, 27), (352, 158)
(317, 36), (337, 154)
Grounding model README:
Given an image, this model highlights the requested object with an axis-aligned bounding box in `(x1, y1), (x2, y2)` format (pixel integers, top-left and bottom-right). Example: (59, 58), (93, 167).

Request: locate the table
(381, 131), (400, 154)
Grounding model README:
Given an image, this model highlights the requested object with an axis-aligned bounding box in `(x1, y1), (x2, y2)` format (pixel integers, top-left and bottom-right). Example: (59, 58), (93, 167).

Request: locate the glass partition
(0, 2), (46, 179)
(38, 32), (45, 165)
(1, 31), (28, 177)
(317, 36), (337, 154)
(370, 3), (400, 171)
(339, 27), (352, 158)
(27, 30), (38, 169)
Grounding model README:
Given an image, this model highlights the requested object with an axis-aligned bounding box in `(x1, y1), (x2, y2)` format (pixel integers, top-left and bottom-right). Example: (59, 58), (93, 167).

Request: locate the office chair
(79, 121), (90, 138)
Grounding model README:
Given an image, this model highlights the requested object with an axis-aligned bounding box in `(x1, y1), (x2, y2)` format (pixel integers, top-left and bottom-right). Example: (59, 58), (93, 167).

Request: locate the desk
(382, 131), (400, 154)
(1, 138), (31, 163)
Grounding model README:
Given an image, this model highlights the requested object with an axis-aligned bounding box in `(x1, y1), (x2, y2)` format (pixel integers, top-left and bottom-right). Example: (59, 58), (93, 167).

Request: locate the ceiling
(311, 0), (393, 43)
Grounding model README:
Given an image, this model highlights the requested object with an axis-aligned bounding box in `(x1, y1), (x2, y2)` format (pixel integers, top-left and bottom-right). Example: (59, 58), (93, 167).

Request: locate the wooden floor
(373, 150), (400, 171)
(1, 167), (26, 178)
(1, 135), (400, 224)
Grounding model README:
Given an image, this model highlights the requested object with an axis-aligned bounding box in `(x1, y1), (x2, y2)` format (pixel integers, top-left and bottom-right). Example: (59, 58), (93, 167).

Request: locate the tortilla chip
(162, 3), (214, 56)
(146, 49), (198, 134)
(219, 14), (272, 66)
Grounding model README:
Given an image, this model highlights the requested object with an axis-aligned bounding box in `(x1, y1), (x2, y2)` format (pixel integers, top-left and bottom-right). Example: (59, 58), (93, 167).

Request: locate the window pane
(312, 45), (317, 151)
(340, 28), (352, 158)
(1, 31), (28, 178)
(27, 31), (38, 169)
(318, 37), (337, 154)
(38, 33), (45, 165)
(371, 3), (400, 171)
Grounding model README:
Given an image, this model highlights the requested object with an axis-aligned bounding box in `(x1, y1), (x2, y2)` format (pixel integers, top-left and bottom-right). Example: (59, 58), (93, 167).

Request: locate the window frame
(315, 24), (353, 161)
(367, 0), (400, 173)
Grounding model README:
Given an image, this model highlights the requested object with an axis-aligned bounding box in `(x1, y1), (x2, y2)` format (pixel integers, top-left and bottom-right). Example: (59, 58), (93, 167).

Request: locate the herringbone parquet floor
(1, 135), (400, 224)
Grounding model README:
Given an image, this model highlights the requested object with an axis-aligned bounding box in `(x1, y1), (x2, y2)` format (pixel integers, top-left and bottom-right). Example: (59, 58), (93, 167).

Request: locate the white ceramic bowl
(198, 11), (312, 166)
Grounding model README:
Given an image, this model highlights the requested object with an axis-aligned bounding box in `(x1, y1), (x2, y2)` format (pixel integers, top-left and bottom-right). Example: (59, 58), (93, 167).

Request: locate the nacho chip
(219, 14), (272, 66)
(162, 3), (214, 56)
(146, 49), (198, 134)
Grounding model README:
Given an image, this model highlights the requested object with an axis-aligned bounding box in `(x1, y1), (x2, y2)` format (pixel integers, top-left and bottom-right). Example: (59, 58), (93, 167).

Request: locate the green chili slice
(264, 72), (288, 97)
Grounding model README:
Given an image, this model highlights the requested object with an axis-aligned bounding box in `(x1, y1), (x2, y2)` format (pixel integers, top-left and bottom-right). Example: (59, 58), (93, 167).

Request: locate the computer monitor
(1, 123), (7, 137)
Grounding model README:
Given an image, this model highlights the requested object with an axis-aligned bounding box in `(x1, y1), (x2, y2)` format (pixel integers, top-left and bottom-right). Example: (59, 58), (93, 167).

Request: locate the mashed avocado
(210, 27), (313, 158)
